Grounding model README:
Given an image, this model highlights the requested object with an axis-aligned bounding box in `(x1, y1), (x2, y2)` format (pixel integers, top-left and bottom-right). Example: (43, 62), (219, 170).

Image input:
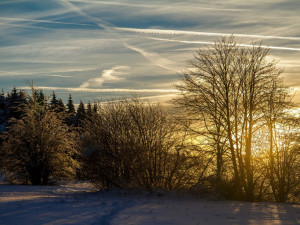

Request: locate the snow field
(0, 183), (299, 225)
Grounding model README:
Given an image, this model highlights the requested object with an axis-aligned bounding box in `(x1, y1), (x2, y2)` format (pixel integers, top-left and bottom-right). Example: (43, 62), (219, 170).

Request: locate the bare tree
(81, 98), (201, 191)
(174, 36), (285, 201)
(264, 115), (300, 202)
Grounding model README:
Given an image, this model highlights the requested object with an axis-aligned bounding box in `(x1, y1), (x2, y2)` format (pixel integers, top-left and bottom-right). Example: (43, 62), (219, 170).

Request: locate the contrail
(116, 27), (300, 41)
(148, 37), (214, 45)
(58, 0), (114, 30)
(68, 0), (154, 8)
(0, 23), (54, 31)
(124, 43), (178, 72)
(67, 0), (245, 11)
(0, 17), (95, 27)
(19, 86), (180, 93)
(148, 37), (300, 51)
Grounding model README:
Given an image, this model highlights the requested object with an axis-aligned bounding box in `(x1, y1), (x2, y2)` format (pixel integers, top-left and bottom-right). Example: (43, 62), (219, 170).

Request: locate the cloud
(0, 0), (299, 105)
(0, 17), (94, 27)
(136, 93), (178, 104)
(116, 27), (300, 41)
(0, 22), (54, 31)
(49, 75), (71, 78)
(68, 0), (154, 8)
(124, 44), (178, 72)
(57, 0), (114, 29)
(67, 0), (245, 12)
(147, 37), (300, 52)
(0, 67), (99, 77)
(79, 66), (129, 88)
(18, 86), (179, 93)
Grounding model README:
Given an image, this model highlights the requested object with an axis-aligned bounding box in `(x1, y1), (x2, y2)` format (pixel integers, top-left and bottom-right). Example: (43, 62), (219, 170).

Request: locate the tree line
(0, 37), (299, 203)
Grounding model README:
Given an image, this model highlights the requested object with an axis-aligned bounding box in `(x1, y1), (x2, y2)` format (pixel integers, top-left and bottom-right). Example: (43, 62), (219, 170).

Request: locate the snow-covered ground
(0, 183), (299, 225)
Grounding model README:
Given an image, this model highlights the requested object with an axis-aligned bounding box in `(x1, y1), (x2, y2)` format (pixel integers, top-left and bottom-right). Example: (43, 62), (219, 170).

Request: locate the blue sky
(0, 0), (300, 104)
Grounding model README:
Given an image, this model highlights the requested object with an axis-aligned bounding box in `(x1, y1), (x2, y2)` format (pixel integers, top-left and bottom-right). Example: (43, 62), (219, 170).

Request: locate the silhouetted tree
(6, 87), (27, 121)
(66, 94), (76, 126)
(174, 36), (287, 201)
(76, 101), (85, 126)
(0, 90), (7, 133)
(87, 101), (92, 116)
(50, 91), (59, 109)
(93, 103), (98, 114)
(81, 98), (201, 191)
(57, 98), (66, 113)
(66, 94), (75, 113)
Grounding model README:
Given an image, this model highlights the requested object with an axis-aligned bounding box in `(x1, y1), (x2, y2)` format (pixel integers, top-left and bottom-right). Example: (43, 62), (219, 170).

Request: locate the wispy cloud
(79, 66), (129, 88)
(124, 44), (178, 72)
(67, 0), (245, 12)
(57, 0), (113, 29)
(49, 75), (71, 78)
(0, 17), (94, 27)
(0, 67), (99, 77)
(1, 0), (299, 104)
(18, 86), (179, 93)
(117, 27), (300, 41)
(0, 22), (55, 31)
(68, 0), (154, 8)
(148, 37), (300, 51)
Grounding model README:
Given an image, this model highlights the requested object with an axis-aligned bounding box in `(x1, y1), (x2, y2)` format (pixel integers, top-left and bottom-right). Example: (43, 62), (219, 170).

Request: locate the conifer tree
(66, 94), (76, 126)
(50, 91), (65, 114)
(57, 98), (66, 113)
(7, 88), (27, 121)
(93, 103), (98, 114)
(33, 90), (47, 106)
(87, 101), (92, 117)
(0, 90), (6, 117)
(66, 94), (75, 114)
(50, 91), (59, 110)
(7, 87), (19, 119)
(0, 90), (6, 134)
(76, 101), (85, 126)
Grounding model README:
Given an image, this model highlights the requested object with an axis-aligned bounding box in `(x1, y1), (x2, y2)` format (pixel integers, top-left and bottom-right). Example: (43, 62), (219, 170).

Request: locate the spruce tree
(7, 87), (18, 119)
(50, 91), (59, 110)
(93, 103), (98, 114)
(50, 91), (65, 115)
(66, 94), (75, 114)
(33, 90), (47, 106)
(57, 98), (66, 113)
(87, 101), (92, 117)
(7, 88), (27, 121)
(66, 94), (76, 126)
(0, 90), (6, 133)
(76, 101), (85, 126)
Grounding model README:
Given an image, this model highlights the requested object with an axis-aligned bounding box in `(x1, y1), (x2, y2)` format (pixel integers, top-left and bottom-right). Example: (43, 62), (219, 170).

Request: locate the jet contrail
(19, 86), (180, 93)
(116, 27), (300, 41)
(0, 22), (55, 31)
(58, 0), (114, 30)
(0, 17), (94, 27)
(148, 37), (214, 45)
(124, 43), (179, 72)
(148, 37), (300, 51)
(67, 0), (245, 11)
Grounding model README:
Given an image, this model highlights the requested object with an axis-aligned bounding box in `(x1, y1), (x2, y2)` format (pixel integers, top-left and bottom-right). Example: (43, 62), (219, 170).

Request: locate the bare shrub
(81, 98), (201, 191)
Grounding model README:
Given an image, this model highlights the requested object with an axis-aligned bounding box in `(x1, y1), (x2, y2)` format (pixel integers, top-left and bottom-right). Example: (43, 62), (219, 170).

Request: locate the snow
(0, 183), (299, 225)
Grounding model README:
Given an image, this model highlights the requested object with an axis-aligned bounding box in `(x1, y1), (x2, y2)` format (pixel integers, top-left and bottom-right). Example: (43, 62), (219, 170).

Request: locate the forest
(0, 37), (299, 203)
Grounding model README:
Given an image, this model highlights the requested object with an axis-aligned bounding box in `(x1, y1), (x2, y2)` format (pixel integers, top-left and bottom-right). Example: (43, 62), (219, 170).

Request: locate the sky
(0, 0), (299, 104)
